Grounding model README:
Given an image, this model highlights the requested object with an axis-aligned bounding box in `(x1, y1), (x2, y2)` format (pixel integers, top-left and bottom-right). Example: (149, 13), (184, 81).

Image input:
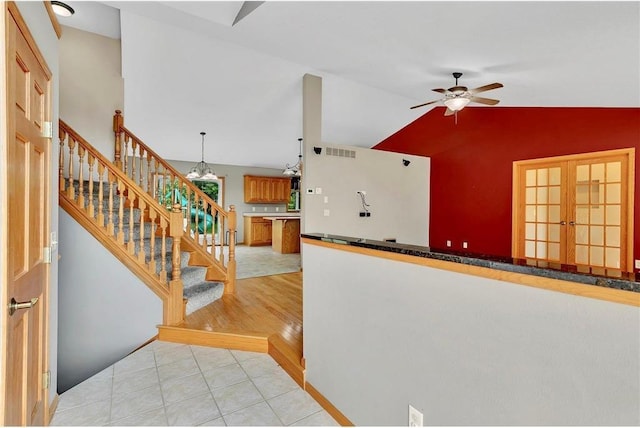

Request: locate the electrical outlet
(275, 207), (279, 212)
(252, 207), (256, 212)
(356, 190), (366, 195)
(446, 240), (452, 247)
(324, 196), (329, 203)
(306, 188), (314, 194)
(462, 241), (468, 249)
(264, 207), (268, 212)
(409, 405), (423, 427)
(635, 259), (640, 270)
(324, 209), (330, 217)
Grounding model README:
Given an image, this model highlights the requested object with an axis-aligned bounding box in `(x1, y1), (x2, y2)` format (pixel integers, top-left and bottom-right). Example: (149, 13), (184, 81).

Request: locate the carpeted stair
(74, 181), (224, 315)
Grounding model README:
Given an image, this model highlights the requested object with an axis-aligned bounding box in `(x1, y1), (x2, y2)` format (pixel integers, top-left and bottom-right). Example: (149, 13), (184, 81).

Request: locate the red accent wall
(374, 107), (640, 272)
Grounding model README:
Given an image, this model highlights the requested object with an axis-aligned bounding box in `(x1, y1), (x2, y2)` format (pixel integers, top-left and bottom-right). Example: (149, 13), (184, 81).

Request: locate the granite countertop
(243, 212), (300, 217)
(301, 233), (640, 293)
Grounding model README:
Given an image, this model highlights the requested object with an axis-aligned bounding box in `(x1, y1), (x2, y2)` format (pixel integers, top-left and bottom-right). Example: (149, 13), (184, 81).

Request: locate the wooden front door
(513, 149), (634, 272)
(4, 3), (52, 425)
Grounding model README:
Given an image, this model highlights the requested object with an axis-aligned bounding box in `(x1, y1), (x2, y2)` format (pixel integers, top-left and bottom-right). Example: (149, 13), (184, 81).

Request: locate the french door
(513, 149), (634, 272)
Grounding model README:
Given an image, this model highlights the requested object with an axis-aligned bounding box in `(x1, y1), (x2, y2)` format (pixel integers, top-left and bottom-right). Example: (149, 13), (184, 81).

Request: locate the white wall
(60, 25), (124, 157)
(11, 1), (61, 406)
(303, 144), (430, 246)
(57, 210), (162, 393)
(302, 243), (640, 425)
(167, 160), (288, 243)
(119, 10), (419, 169)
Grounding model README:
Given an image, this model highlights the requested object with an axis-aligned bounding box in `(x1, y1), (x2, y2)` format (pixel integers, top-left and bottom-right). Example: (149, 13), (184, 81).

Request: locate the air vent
(326, 147), (356, 158)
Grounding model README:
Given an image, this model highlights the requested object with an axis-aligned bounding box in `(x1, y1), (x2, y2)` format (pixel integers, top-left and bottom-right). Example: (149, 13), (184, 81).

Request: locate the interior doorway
(512, 148), (635, 272)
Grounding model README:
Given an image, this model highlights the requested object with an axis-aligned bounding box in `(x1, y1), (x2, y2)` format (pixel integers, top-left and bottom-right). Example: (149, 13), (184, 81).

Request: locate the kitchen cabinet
(244, 175), (291, 203)
(244, 216), (273, 246)
(267, 217), (301, 254)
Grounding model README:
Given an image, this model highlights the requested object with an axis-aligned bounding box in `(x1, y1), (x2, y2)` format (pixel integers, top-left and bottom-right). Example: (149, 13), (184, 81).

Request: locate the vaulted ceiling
(58, 1), (639, 169)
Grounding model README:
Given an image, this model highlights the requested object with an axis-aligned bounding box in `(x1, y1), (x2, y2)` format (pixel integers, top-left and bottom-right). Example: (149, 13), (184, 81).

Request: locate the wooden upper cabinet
(244, 175), (291, 203)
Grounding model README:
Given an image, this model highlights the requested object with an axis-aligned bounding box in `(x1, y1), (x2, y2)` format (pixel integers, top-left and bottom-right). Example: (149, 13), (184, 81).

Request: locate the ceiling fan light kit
(410, 72), (503, 117)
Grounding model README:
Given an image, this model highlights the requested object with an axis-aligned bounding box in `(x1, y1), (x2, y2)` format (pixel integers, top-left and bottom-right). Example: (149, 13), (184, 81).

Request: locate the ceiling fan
(410, 72), (503, 116)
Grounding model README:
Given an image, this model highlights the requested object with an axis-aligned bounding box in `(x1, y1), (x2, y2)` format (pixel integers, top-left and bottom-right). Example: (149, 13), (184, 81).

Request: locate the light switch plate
(635, 259), (640, 270)
(316, 187), (323, 194)
(323, 209), (330, 217)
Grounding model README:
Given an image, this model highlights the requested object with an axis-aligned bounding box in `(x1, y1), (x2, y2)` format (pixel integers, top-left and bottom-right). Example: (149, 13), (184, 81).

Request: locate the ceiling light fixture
(51, 1), (75, 17)
(283, 138), (303, 177)
(443, 96), (471, 112)
(186, 132), (218, 181)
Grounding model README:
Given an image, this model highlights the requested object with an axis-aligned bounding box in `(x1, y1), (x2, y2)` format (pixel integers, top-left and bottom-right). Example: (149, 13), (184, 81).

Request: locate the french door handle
(8, 297), (38, 316)
(569, 221), (576, 226)
(559, 221), (567, 225)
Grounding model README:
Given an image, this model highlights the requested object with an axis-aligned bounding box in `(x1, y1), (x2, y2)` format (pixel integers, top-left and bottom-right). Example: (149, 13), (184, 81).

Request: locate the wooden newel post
(113, 110), (123, 170)
(225, 205), (237, 294)
(166, 203), (184, 325)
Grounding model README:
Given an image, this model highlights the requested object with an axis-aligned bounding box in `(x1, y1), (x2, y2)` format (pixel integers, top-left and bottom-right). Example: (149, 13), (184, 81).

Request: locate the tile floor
(51, 341), (338, 426)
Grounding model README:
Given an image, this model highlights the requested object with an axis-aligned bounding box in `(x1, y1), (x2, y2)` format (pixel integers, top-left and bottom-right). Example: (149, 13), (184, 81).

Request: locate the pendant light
(283, 138), (303, 177)
(186, 132), (218, 181)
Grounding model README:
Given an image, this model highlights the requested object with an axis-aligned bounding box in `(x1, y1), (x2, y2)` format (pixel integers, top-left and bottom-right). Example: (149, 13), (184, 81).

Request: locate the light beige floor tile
(91, 365), (115, 380)
(109, 407), (168, 426)
(151, 340), (189, 353)
(198, 416), (227, 426)
(161, 372), (210, 405)
(212, 380), (264, 415)
(165, 392), (221, 426)
(290, 410), (340, 426)
(202, 363), (248, 390)
(230, 349), (264, 362)
(110, 384), (164, 421)
(154, 343), (194, 367)
(238, 355), (281, 378)
(113, 366), (159, 396)
(268, 389), (322, 425)
(251, 370), (300, 400)
(193, 347), (237, 372)
(50, 399), (111, 426)
(57, 374), (113, 411)
(222, 401), (282, 426)
(157, 354), (200, 383)
(114, 349), (156, 377)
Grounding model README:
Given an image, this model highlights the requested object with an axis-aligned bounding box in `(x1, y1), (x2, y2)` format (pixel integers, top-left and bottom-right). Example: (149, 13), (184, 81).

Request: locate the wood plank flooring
(180, 271), (303, 361)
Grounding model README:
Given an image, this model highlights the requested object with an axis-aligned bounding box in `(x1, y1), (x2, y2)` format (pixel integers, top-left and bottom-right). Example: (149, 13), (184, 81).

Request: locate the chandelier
(283, 138), (303, 177)
(186, 132), (218, 180)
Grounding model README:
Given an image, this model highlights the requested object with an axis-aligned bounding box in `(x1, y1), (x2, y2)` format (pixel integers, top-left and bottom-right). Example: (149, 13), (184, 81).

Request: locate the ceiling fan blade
(470, 96), (500, 105)
(410, 100), (440, 110)
(469, 82), (503, 94)
(444, 108), (456, 116)
(431, 88), (448, 94)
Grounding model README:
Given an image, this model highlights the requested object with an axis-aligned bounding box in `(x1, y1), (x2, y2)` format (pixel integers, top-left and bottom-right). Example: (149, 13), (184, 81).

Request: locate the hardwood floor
(170, 272), (304, 381)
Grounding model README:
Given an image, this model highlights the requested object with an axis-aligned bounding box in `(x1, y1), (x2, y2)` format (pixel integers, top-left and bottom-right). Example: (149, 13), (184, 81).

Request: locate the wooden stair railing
(113, 110), (237, 293)
(58, 120), (184, 325)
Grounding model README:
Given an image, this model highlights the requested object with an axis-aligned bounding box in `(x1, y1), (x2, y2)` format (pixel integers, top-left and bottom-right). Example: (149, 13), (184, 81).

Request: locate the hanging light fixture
(283, 138), (303, 177)
(186, 132), (218, 181)
(51, 1), (75, 17)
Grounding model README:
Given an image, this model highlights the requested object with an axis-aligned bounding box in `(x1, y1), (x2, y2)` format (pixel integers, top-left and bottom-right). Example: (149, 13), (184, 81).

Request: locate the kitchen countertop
(302, 233), (640, 294)
(243, 212), (300, 217)
(263, 216), (300, 220)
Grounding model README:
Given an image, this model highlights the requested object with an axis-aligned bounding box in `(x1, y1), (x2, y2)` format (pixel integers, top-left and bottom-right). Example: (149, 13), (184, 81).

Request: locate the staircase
(58, 118), (236, 325)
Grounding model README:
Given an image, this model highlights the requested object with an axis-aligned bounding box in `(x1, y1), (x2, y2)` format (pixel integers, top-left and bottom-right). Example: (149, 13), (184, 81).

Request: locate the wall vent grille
(326, 147), (356, 158)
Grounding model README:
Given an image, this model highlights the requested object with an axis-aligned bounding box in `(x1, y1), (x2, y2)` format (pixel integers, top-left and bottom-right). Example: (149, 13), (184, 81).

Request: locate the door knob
(8, 297), (38, 316)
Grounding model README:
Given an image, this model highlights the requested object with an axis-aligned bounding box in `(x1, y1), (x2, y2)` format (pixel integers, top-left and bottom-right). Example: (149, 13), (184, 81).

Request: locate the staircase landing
(158, 271), (304, 386)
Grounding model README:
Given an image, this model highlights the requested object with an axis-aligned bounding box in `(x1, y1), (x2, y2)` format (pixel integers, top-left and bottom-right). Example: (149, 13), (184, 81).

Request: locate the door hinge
(43, 371), (51, 389)
(43, 246), (52, 264)
(42, 121), (53, 138)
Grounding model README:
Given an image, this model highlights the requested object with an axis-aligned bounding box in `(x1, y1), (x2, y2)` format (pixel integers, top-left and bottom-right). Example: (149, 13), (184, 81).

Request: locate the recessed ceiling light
(51, 1), (74, 17)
